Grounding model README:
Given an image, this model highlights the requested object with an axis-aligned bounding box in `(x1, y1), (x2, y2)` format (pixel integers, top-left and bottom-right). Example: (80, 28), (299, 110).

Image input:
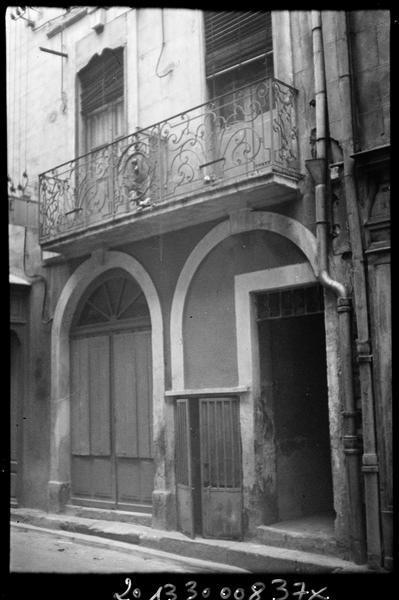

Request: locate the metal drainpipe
(335, 11), (382, 569)
(306, 10), (366, 565)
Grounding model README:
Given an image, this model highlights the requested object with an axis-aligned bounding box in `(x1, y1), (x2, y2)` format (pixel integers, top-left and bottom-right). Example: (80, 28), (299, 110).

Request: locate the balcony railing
(39, 77), (298, 243)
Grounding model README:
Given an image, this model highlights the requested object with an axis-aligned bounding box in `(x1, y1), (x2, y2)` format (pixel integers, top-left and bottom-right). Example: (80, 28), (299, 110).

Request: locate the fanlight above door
(73, 269), (150, 328)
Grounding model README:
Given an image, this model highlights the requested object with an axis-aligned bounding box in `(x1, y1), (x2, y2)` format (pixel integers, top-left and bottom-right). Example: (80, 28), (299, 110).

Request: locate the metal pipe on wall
(306, 10), (367, 565)
(335, 11), (382, 569)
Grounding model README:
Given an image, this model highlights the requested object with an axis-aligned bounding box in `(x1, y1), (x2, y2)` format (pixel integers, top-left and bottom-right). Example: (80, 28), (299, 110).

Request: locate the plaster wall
(183, 230), (307, 389)
(9, 225), (27, 278)
(115, 219), (222, 390)
(19, 259), (75, 509)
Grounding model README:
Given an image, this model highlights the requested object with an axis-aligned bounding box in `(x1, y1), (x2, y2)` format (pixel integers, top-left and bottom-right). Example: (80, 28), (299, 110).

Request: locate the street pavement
(10, 524), (245, 573)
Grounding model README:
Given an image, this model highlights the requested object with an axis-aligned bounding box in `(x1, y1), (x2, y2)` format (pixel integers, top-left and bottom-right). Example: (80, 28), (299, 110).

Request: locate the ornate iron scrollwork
(39, 77), (299, 243)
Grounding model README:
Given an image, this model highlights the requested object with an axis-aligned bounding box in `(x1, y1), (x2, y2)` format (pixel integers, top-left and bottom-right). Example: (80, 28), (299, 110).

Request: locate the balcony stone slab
(40, 167), (301, 258)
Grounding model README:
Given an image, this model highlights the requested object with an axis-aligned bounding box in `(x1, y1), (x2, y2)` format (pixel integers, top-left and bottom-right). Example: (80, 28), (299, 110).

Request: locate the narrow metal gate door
(200, 397), (242, 539)
(175, 399), (195, 537)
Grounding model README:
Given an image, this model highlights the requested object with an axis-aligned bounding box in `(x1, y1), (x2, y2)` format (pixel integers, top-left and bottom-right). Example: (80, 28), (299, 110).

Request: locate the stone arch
(170, 211), (318, 389)
(48, 250), (165, 512)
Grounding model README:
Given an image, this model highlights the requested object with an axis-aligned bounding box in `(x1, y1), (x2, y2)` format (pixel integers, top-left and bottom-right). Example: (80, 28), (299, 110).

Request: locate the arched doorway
(69, 268), (154, 511)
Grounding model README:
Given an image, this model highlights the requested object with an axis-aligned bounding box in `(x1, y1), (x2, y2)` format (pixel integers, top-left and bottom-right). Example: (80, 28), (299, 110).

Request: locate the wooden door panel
(117, 459), (140, 502)
(117, 459), (155, 504)
(200, 397), (242, 540)
(134, 330), (153, 458)
(70, 338), (90, 455)
(92, 457), (113, 499)
(202, 488), (242, 539)
(113, 332), (138, 458)
(175, 399), (195, 537)
(89, 335), (111, 455)
(113, 330), (152, 459)
(71, 312), (153, 507)
(71, 456), (91, 497)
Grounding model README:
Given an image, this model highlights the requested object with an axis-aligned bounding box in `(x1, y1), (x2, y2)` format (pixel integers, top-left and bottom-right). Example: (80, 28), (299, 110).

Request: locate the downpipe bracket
(337, 297), (351, 311)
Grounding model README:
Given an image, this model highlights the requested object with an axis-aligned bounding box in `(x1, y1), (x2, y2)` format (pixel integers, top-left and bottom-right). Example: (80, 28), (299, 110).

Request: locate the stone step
(255, 522), (346, 560)
(64, 504), (152, 527)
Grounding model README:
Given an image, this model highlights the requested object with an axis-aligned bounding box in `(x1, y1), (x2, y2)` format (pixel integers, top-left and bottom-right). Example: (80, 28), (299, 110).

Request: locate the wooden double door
(70, 272), (154, 511)
(175, 397), (243, 540)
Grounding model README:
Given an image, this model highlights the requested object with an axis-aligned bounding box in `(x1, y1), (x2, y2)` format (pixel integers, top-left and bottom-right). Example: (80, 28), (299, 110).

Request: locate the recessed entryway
(256, 284), (334, 527)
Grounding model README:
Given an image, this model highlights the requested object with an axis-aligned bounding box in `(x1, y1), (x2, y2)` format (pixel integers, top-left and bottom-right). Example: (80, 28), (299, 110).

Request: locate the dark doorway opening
(256, 285), (334, 526)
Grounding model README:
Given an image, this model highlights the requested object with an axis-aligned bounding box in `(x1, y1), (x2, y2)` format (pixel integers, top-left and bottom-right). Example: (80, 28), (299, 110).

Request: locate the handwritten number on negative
(249, 582), (266, 600)
(185, 580), (198, 600)
(292, 582), (309, 600)
(148, 586), (163, 600)
(271, 579), (289, 600)
(114, 578), (132, 600)
(164, 584), (177, 600)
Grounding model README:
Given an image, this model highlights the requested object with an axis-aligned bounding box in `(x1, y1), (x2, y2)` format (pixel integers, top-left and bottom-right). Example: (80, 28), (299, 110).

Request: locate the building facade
(7, 8), (391, 570)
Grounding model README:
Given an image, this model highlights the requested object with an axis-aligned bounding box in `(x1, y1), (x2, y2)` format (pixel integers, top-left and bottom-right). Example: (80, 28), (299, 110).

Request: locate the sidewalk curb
(10, 508), (372, 574)
(11, 522), (248, 573)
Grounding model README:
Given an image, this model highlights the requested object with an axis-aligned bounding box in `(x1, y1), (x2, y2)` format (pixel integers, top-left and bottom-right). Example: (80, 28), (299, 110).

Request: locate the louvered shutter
(80, 47), (124, 115)
(205, 11), (272, 77)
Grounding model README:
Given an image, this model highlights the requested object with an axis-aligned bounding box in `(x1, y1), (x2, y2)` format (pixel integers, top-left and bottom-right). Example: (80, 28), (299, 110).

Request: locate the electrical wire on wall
(155, 9), (174, 78)
(60, 24), (67, 112)
(24, 19), (28, 183)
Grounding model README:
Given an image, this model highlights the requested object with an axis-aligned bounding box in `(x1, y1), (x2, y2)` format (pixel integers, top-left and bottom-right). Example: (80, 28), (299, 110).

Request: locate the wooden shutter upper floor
(204, 11), (273, 77)
(79, 47), (124, 115)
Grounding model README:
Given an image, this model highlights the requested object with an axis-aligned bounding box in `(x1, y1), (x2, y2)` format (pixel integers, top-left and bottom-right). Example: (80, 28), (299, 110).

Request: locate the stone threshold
(255, 514), (346, 560)
(65, 504), (152, 527)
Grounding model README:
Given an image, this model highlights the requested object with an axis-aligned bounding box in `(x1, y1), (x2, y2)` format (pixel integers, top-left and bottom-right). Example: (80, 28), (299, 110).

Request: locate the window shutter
(80, 47), (124, 114)
(205, 11), (272, 77)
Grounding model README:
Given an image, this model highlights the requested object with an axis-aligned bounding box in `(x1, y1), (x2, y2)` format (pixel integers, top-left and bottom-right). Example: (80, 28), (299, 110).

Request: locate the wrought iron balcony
(39, 77), (299, 246)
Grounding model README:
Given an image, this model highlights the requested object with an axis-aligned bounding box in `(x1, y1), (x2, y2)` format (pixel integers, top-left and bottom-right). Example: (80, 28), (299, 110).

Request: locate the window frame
(76, 45), (127, 157)
(204, 11), (274, 101)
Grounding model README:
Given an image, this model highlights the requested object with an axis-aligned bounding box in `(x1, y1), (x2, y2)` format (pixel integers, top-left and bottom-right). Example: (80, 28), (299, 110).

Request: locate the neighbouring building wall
(349, 10), (390, 152)
(319, 10), (389, 153)
(9, 217), (51, 508)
